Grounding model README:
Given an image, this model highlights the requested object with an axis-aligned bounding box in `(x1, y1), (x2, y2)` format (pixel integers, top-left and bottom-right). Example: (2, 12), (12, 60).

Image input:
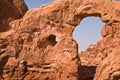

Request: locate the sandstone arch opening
(73, 17), (104, 53)
(47, 35), (58, 46)
(55, 37), (59, 42)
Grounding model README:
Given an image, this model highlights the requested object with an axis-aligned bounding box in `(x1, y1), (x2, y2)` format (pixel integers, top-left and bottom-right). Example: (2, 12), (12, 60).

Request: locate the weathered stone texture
(0, 0), (28, 32)
(0, 0), (120, 80)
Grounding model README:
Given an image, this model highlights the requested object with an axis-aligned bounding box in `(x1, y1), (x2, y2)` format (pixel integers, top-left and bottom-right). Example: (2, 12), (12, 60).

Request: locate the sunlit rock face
(0, 0), (120, 80)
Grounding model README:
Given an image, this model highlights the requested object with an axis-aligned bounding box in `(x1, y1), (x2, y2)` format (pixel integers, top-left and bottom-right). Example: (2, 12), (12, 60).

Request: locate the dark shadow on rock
(79, 65), (97, 80)
(0, 55), (9, 76)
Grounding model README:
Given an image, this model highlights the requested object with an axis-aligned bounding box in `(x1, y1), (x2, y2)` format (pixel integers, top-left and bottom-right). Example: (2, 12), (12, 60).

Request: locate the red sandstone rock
(79, 1), (120, 79)
(0, 0), (120, 80)
(94, 46), (120, 80)
(0, 0), (28, 32)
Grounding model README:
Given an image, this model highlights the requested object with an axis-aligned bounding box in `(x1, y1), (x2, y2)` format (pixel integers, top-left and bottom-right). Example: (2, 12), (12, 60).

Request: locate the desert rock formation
(0, 0), (120, 80)
(0, 0), (28, 32)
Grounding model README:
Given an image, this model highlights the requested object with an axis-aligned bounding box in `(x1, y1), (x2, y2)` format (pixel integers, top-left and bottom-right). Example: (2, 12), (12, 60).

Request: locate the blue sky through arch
(73, 17), (104, 52)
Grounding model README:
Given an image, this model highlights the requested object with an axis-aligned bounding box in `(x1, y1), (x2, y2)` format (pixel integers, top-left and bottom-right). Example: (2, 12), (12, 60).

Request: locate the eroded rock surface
(0, 0), (120, 80)
(0, 0), (28, 32)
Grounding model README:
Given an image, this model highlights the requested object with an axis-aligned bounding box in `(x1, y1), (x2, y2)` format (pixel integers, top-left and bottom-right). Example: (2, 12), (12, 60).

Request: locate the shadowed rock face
(0, 0), (28, 32)
(0, 0), (120, 80)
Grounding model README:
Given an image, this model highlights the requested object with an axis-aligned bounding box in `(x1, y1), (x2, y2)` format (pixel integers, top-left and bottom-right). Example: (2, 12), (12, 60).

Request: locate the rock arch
(0, 0), (120, 80)
(73, 16), (104, 52)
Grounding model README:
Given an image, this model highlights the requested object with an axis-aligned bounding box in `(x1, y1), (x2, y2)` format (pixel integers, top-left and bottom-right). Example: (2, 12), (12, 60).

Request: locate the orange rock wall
(0, 0), (120, 80)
